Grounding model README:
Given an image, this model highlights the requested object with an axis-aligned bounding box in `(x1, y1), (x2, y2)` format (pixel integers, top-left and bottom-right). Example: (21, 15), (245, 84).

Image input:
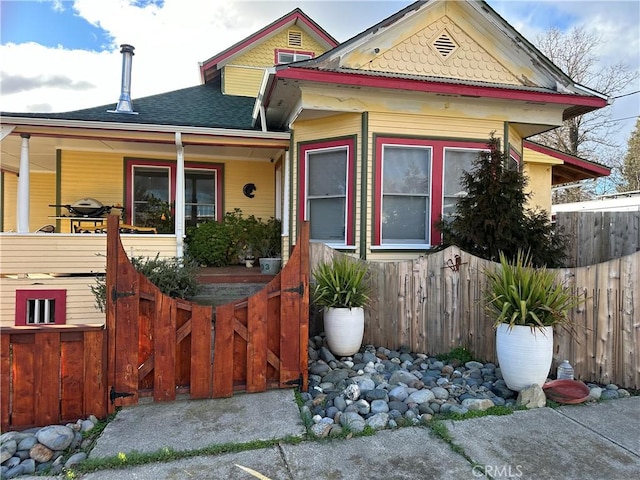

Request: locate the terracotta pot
(324, 307), (364, 357)
(496, 323), (553, 392)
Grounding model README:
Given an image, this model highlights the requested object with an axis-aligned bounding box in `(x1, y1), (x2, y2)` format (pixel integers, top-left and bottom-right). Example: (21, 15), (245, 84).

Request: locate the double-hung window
(300, 138), (355, 247)
(375, 137), (490, 248)
(380, 145), (432, 246)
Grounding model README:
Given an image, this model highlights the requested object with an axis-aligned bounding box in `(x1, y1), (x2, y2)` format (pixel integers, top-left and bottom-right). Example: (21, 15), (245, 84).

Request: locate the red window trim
(125, 159), (224, 225)
(299, 137), (356, 246)
(274, 49), (314, 64)
(374, 137), (488, 247)
(15, 290), (66, 326)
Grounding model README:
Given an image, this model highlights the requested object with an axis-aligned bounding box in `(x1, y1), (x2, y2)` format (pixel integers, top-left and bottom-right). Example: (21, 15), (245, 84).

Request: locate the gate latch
(110, 386), (134, 405)
(111, 286), (136, 302)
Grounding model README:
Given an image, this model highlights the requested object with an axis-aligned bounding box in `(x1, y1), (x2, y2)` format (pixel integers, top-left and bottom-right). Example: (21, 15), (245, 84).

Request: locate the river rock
(323, 369), (349, 385)
(344, 384), (360, 401)
(431, 386), (449, 400)
(29, 444), (54, 463)
(516, 384), (546, 409)
(407, 389), (435, 404)
(389, 370), (417, 386)
(340, 412), (366, 433)
(1, 440), (17, 463)
(310, 423), (332, 438)
(370, 399), (390, 414)
(366, 413), (389, 430)
(65, 452), (88, 468)
(388, 385), (409, 401)
(462, 398), (495, 411)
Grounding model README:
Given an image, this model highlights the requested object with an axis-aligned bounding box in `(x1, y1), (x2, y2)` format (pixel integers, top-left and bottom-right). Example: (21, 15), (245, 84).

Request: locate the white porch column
(283, 150), (290, 237)
(174, 132), (185, 259)
(16, 133), (31, 233)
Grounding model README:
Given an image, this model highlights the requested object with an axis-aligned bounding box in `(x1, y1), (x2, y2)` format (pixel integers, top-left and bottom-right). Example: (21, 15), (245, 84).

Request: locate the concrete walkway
(27, 391), (640, 479)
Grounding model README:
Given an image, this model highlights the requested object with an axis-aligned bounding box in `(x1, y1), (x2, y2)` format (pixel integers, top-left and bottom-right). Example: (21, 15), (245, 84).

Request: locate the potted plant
(253, 217), (282, 274)
(484, 250), (585, 391)
(312, 254), (371, 357)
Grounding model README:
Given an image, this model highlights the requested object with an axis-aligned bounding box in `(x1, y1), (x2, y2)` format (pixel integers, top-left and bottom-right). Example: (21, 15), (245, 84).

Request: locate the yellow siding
(291, 114), (362, 253)
(508, 125), (523, 155)
(223, 28), (330, 96)
(0, 234), (177, 275)
(223, 66), (267, 98)
(523, 146), (561, 213)
(224, 160), (276, 219)
(2, 171), (17, 231)
(0, 277), (105, 327)
(31, 172), (56, 231)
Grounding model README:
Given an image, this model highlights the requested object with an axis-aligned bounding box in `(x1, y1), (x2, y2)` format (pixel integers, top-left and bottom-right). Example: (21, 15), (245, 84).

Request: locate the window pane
(309, 198), (345, 241)
(443, 150), (478, 218)
(382, 196), (428, 243)
(185, 170), (216, 225)
(383, 146), (430, 194)
(133, 167), (169, 225)
(308, 149), (347, 196)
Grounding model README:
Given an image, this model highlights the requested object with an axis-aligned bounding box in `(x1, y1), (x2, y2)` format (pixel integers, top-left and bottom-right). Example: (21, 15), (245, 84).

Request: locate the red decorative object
(543, 379), (591, 404)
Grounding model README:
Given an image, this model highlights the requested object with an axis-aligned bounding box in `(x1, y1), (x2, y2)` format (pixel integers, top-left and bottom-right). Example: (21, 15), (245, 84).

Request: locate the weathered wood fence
(556, 211), (640, 267)
(310, 244), (639, 389)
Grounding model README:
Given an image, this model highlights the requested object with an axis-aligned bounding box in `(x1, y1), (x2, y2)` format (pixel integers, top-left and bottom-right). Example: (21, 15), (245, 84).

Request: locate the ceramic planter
(323, 307), (364, 357)
(259, 258), (281, 274)
(496, 323), (553, 392)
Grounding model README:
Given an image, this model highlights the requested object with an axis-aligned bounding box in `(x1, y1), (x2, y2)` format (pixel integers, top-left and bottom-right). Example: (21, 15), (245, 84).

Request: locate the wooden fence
(556, 211), (640, 267)
(310, 244), (640, 389)
(1, 325), (107, 431)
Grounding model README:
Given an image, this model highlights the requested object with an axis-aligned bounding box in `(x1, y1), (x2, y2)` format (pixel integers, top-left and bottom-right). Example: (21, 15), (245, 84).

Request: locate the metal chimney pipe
(109, 44), (137, 114)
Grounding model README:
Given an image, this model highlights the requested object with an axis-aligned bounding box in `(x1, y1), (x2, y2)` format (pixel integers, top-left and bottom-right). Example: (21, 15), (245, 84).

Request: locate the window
(126, 159), (223, 228)
(299, 138), (355, 246)
(374, 137), (489, 248)
(381, 145), (432, 245)
(442, 148), (483, 221)
(15, 290), (66, 326)
(275, 49), (313, 65)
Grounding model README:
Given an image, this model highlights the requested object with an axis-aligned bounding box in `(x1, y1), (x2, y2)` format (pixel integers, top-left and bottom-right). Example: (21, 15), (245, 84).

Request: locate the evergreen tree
(620, 119), (640, 192)
(438, 134), (567, 267)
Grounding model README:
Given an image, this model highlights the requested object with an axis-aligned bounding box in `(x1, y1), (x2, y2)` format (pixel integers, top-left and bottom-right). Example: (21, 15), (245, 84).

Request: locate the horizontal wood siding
(292, 114), (362, 249)
(225, 160), (275, 218)
(311, 243), (640, 389)
(223, 66), (266, 97)
(2, 172), (17, 232)
(0, 233), (177, 274)
(0, 277), (105, 327)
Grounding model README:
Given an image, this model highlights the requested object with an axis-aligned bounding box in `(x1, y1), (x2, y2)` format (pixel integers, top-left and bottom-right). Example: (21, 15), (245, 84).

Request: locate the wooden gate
(106, 215), (309, 411)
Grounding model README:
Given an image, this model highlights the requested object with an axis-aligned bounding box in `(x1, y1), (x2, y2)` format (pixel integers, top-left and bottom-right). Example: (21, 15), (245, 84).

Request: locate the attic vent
(432, 31), (458, 59)
(288, 30), (302, 47)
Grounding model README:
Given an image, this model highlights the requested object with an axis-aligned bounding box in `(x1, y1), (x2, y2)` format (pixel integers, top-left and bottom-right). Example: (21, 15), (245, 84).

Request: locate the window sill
(370, 244), (431, 251)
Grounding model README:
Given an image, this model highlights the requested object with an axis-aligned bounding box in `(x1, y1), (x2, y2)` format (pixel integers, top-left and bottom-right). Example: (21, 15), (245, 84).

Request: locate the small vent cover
(432, 30), (458, 59)
(288, 30), (302, 47)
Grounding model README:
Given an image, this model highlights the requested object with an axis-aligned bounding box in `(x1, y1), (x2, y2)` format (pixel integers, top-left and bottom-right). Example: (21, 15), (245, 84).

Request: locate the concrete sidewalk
(31, 392), (640, 479)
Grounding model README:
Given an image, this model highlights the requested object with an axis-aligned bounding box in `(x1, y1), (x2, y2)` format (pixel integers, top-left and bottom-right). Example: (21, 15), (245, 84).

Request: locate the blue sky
(1, 0), (638, 150)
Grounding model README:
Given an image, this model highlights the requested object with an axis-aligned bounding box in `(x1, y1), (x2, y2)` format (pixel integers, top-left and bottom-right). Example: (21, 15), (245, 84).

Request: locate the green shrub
(185, 209), (281, 266)
(91, 255), (200, 312)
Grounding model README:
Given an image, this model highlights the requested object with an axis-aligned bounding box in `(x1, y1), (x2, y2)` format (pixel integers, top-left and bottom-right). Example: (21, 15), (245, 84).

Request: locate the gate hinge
(283, 283), (304, 296)
(111, 286), (136, 302)
(110, 386), (134, 405)
(284, 374), (303, 392)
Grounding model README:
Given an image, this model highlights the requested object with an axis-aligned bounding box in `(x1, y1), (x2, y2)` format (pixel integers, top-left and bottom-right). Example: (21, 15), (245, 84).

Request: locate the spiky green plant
(484, 250), (586, 331)
(312, 255), (371, 309)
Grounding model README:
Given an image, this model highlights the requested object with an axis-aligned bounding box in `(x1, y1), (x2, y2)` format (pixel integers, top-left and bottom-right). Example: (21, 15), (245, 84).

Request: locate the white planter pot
(259, 257), (281, 274)
(496, 323), (553, 392)
(324, 307), (365, 357)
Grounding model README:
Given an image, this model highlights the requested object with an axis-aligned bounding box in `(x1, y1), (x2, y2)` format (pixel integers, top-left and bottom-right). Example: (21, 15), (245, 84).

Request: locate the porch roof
(1, 77), (273, 132)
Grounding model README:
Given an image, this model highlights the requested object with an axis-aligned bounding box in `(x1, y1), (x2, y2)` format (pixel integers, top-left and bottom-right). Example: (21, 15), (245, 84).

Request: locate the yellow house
(0, 1), (610, 326)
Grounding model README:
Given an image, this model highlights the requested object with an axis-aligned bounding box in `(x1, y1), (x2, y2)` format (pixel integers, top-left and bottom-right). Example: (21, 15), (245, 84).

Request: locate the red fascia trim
(274, 69), (608, 108)
(15, 290), (66, 326)
(374, 137), (488, 246)
(523, 141), (610, 176)
(200, 12), (337, 73)
(299, 138), (356, 245)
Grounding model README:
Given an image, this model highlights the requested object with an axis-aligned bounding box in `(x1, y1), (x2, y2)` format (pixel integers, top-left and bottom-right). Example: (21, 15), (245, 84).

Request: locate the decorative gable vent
(432, 30), (458, 59)
(288, 30), (303, 48)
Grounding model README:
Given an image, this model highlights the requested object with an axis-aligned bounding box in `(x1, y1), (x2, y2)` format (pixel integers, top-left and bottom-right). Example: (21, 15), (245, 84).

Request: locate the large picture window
(126, 159), (223, 229)
(299, 138), (355, 246)
(374, 137), (489, 248)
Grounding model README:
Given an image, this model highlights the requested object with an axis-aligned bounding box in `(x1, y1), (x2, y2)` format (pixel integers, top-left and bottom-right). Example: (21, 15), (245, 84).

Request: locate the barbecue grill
(50, 198), (121, 217)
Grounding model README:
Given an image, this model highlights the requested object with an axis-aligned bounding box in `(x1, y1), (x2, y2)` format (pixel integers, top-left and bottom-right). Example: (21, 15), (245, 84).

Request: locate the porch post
(174, 132), (185, 259)
(16, 133), (30, 233)
(283, 150), (290, 238)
